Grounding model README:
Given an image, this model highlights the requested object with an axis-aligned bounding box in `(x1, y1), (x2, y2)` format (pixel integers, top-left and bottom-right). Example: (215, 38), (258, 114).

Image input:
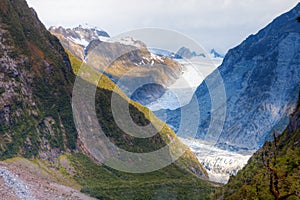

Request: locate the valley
(1, 0), (300, 199)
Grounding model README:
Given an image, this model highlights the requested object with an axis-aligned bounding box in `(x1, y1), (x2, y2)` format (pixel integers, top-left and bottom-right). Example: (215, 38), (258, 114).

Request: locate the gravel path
(0, 167), (35, 200)
(0, 160), (96, 200)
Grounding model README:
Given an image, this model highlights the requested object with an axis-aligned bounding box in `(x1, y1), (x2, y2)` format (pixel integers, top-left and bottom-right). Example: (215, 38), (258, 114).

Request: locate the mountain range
(175, 47), (224, 59)
(49, 26), (184, 105)
(49, 25), (110, 60)
(150, 47), (224, 59)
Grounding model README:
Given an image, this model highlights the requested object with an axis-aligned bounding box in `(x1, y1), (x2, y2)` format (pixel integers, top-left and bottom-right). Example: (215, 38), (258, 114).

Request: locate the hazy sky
(27, 0), (299, 54)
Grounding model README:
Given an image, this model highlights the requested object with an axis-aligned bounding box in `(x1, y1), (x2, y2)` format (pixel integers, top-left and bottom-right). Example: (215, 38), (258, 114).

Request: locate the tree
(261, 131), (296, 200)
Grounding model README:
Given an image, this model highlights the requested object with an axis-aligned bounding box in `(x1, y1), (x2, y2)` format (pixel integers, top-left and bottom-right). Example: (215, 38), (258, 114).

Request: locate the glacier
(147, 57), (222, 111)
(179, 137), (253, 183)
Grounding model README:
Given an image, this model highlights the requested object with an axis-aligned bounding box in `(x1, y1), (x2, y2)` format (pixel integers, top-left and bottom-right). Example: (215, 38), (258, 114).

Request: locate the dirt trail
(0, 167), (35, 200)
(0, 159), (95, 200)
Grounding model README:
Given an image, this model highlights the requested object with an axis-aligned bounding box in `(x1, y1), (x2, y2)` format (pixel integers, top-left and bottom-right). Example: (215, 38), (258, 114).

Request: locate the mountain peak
(74, 24), (110, 37)
(49, 25), (110, 53)
(210, 49), (224, 58)
(176, 46), (206, 59)
(78, 23), (102, 31)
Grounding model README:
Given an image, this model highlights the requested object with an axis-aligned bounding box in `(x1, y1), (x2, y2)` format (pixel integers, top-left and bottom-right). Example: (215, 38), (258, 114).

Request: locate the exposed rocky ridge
(49, 25), (110, 60)
(85, 37), (181, 87)
(160, 3), (300, 151)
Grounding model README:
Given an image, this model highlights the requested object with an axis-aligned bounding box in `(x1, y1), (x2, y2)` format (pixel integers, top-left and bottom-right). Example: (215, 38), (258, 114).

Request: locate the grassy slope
(66, 51), (215, 199)
(68, 153), (212, 200)
(2, 157), (81, 190)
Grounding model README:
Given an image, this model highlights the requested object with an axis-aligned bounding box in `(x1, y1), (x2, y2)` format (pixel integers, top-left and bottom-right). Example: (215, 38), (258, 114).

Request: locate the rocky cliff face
(161, 3), (300, 151)
(0, 0), (77, 159)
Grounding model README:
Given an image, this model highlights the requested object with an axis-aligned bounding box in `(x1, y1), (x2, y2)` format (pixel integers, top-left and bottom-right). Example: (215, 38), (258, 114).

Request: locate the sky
(26, 0), (299, 54)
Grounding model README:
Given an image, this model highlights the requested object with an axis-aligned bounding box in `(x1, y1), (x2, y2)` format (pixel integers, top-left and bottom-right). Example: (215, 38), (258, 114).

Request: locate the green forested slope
(222, 95), (300, 199)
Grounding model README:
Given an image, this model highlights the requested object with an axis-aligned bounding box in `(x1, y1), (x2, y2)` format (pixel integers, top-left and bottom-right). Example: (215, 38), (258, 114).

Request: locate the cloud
(27, 0), (299, 53)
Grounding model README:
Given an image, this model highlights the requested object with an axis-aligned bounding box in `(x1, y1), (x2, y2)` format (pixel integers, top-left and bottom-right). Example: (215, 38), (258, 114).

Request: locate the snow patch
(79, 23), (104, 32)
(98, 36), (110, 42)
(150, 53), (164, 62)
(68, 36), (90, 47)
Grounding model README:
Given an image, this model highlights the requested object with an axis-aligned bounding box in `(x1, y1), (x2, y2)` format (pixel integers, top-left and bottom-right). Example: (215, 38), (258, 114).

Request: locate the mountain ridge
(50, 25), (184, 105)
(160, 3), (300, 151)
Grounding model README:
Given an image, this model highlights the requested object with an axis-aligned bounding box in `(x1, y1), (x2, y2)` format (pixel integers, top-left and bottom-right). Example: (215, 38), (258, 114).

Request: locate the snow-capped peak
(52, 25), (110, 48)
(78, 23), (104, 32)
